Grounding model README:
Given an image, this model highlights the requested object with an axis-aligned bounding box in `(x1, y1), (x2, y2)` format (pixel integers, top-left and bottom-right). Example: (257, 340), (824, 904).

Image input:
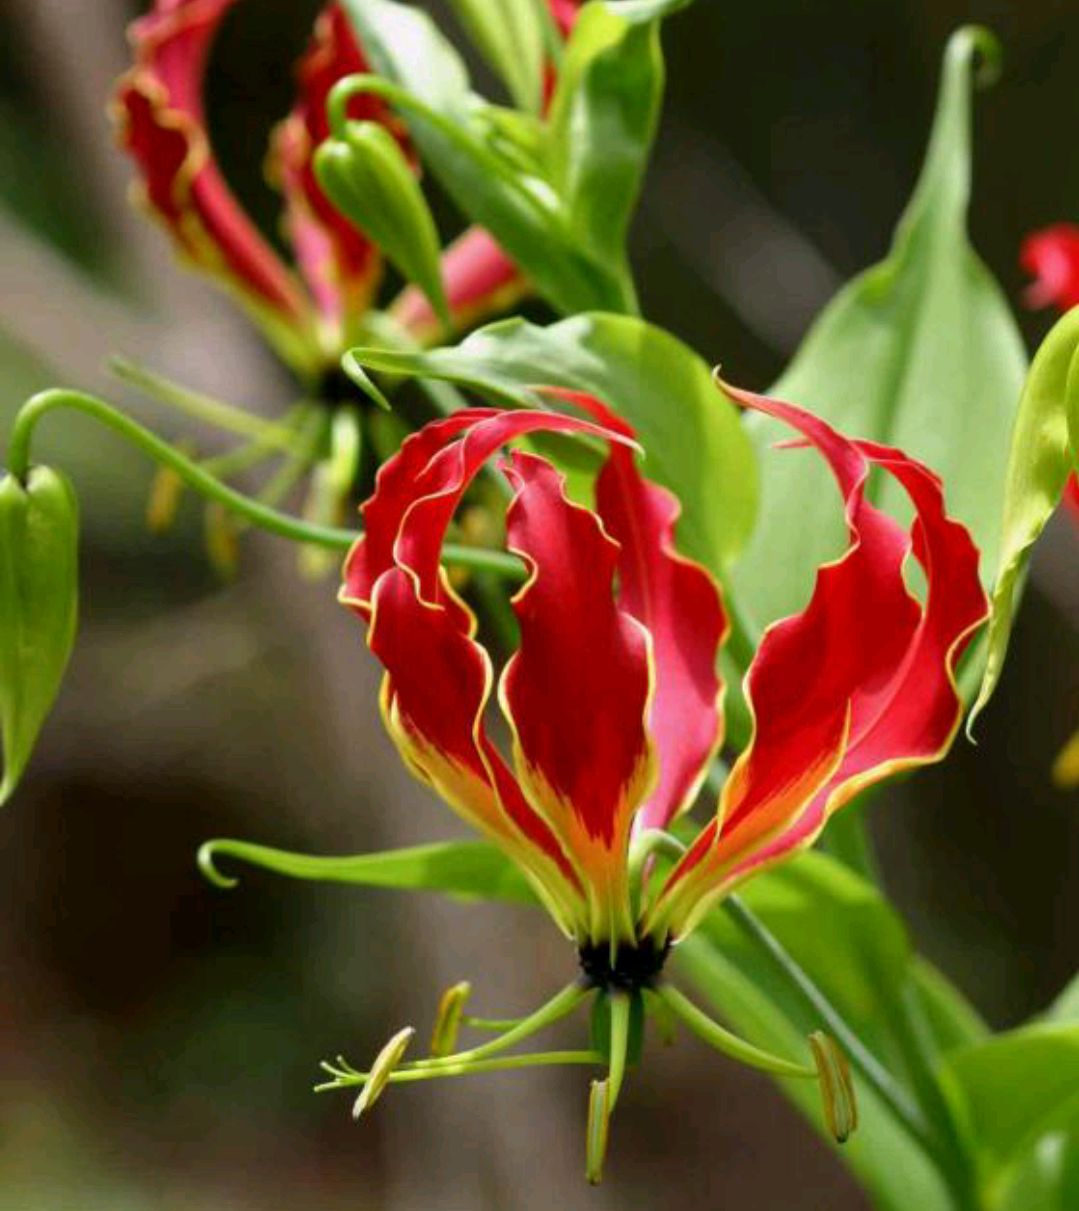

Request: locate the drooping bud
(585, 1077), (611, 1185)
(352, 1025), (415, 1118)
(430, 980), (472, 1057)
(0, 467), (79, 805)
(315, 118), (449, 331)
(809, 1031), (858, 1144)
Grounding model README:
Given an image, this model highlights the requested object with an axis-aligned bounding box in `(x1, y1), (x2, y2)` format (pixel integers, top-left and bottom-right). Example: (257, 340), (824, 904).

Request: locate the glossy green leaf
(446, 0), (546, 113)
(1046, 971), (1079, 1024)
(339, 0), (687, 315)
(0, 466), (79, 804)
(546, 0), (676, 280)
(730, 27), (1027, 640)
(968, 307), (1079, 727)
(316, 123), (449, 328)
(994, 1118), (1079, 1211)
(675, 852), (962, 1211)
(942, 1024), (1079, 1191)
(346, 312), (758, 575)
(910, 959), (990, 1053)
(198, 837), (537, 904)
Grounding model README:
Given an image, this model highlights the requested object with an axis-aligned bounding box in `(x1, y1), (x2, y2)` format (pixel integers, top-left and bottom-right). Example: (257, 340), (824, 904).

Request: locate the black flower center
(577, 936), (671, 992)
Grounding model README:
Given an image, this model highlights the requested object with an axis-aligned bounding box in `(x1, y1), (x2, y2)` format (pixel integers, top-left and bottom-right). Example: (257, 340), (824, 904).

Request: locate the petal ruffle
(113, 0), (313, 349)
(537, 388), (727, 833)
(1021, 224), (1079, 312)
(342, 406), (640, 939)
(500, 452), (655, 942)
(652, 387), (988, 938)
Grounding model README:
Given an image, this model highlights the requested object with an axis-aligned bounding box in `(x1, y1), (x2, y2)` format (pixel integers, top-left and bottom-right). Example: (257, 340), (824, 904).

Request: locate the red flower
(113, 1), (578, 373)
(1019, 223), (1079, 522)
(1021, 224), (1079, 313)
(341, 386), (987, 948)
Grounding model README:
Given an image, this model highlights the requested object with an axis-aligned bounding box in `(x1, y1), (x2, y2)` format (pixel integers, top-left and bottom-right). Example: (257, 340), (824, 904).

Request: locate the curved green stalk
(658, 984), (816, 1080)
(316, 1050), (603, 1092)
(4, 389), (524, 577)
(723, 894), (978, 1210)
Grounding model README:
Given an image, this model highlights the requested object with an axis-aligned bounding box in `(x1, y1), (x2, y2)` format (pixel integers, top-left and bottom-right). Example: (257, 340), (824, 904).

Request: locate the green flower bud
(0, 466), (79, 804)
(315, 123), (450, 331)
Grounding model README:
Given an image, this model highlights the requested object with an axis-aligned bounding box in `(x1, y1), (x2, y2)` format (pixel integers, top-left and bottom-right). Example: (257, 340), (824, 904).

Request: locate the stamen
(430, 981), (472, 1057)
(657, 985), (816, 1079)
(352, 1026), (415, 1118)
(809, 1032), (858, 1143)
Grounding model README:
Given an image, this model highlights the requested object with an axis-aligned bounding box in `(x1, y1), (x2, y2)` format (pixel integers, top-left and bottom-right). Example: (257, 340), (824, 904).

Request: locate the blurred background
(0, 1), (1077, 1208)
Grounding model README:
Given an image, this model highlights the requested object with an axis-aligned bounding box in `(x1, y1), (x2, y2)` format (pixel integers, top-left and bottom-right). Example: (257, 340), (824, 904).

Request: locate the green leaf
(446, 0), (547, 113)
(339, 0), (687, 315)
(340, 0), (627, 313)
(346, 312), (758, 575)
(198, 837), (537, 904)
(910, 958), (990, 1053)
(0, 466), (79, 804)
(546, 0), (671, 280)
(1045, 971), (1079, 1024)
(995, 1122), (1079, 1211)
(942, 1024), (1079, 1192)
(730, 27), (1027, 641)
(675, 852), (959, 1211)
(316, 122), (449, 329)
(968, 307), (1079, 727)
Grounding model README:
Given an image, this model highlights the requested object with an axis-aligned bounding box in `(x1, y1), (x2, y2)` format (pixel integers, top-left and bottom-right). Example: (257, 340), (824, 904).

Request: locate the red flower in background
(1020, 223), (1079, 523)
(113, 0), (579, 374)
(341, 385), (988, 948)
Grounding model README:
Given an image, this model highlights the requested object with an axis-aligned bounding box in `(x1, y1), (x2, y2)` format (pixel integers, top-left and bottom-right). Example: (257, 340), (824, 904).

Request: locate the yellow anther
(145, 440), (196, 533)
(204, 502), (239, 579)
(809, 1031), (858, 1143)
(352, 1026), (415, 1118)
(430, 980), (472, 1057)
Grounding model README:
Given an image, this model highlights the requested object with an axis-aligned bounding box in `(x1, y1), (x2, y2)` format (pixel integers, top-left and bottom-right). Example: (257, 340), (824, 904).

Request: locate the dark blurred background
(0, 1), (1076, 1208)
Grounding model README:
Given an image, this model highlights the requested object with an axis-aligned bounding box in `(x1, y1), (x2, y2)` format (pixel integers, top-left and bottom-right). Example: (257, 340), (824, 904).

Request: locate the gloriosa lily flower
(112, 0), (571, 378)
(111, 0), (576, 572)
(331, 382), (988, 1176)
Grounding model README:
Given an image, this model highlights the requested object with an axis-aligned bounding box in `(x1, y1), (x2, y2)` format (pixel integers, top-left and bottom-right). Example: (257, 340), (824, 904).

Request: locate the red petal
(500, 452), (654, 941)
(653, 387), (988, 937)
(1020, 224), (1079, 313)
(392, 228), (527, 343)
(270, 4), (391, 336)
(112, 0), (309, 327)
(535, 387), (727, 832)
(341, 406), (639, 939)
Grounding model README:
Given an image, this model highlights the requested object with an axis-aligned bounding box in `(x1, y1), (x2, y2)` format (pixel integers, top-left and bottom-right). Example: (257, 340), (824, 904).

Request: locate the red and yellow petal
(533, 386), (727, 832)
(1021, 224), (1079, 313)
(651, 387), (988, 939)
(366, 564), (584, 932)
(499, 452), (656, 943)
(342, 405), (641, 940)
(112, 0), (315, 360)
(269, 3), (392, 341)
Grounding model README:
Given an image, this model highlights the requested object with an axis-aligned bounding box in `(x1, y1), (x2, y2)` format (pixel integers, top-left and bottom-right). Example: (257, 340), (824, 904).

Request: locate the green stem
(605, 992), (632, 1107)
(659, 984), (816, 1080)
(109, 356), (302, 451)
(723, 895), (977, 1210)
(403, 982), (588, 1073)
(4, 389), (524, 577)
(316, 1050), (603, 1091)
(329, 77), (553, 224)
